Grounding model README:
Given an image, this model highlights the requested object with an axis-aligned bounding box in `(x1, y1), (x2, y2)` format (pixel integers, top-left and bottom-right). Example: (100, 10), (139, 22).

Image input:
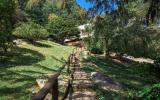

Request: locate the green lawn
(82, 56), (160, 100)
(0, 40), (73, 100)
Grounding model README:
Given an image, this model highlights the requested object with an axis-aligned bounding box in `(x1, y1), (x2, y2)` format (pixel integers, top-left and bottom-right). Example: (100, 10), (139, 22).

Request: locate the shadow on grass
(51, 56), (66, 63)
(34, 64), (57, 72)
(0, 47), (45, 68)
(22, 40), (52, 48)
(82, 56), (159, 99)
(0, 46), (65, 99)
(0, 68), (37, 98)
(32, 41), (52, 48)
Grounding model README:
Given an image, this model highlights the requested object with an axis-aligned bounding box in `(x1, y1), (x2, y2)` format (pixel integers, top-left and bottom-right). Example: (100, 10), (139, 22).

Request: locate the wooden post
(52, 78), (58, 100)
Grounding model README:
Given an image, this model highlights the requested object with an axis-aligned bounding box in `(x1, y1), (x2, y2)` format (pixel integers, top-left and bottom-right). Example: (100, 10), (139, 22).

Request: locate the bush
(47, 17), (80, 43)
(84, 37), (104, 54)
(13, 22), (49, 42)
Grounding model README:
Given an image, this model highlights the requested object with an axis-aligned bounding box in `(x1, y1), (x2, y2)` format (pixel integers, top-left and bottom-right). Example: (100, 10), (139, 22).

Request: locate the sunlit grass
(0, 40), (74, 100)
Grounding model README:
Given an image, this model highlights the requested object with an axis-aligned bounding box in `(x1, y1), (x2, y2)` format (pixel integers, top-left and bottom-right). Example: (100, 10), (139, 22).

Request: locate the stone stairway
(67, 62), (96, 100)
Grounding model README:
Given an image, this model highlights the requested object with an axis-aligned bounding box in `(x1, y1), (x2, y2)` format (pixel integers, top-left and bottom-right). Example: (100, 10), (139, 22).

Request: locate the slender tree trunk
(116, 52), (123, 60)
(3, 44), (8, 52)
(104, 38), (109, 59)
(4, 47), (7, 52)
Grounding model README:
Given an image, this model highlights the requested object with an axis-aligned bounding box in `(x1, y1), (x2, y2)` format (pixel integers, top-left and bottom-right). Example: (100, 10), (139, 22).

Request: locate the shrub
(47, 17), (80, 43)
(13, 21), (49, 42)
(84, 37), (104, 54)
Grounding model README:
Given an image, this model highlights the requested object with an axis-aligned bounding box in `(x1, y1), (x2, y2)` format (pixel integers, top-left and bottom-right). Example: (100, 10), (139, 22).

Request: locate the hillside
(0, 40), (73, 100)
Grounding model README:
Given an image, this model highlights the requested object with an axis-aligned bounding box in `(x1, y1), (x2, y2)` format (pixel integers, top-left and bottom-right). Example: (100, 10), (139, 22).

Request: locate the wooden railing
(32, 73), (59, 100)
(32, 48), (79, 100)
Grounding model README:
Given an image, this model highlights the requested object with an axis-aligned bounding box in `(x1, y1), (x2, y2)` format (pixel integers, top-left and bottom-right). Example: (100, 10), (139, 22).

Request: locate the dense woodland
(0, 0), (160, 99)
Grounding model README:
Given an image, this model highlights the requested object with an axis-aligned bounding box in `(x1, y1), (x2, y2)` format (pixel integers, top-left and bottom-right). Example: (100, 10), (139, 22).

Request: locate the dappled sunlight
(0, 40), (73, 99)
(1, 0), (160, 99)
(82, 56), (159, 99)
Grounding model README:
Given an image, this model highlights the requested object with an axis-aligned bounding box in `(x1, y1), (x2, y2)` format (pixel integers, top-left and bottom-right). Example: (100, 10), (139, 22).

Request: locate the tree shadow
(34, 64), (57, 72)
(31, 41), (52, 48)
(0, 68), (37, 98)
(51, 56), (66, 63)
(82, 56), (159, 99)
(0, 46), (66, 99)
(21, 40), (52, 48)
(0, 47), (45, 68)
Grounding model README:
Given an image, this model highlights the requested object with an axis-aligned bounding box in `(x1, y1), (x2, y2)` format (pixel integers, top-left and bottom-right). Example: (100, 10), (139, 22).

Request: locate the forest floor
(0, 40), (73, 100)
(82, 55), (160, 100)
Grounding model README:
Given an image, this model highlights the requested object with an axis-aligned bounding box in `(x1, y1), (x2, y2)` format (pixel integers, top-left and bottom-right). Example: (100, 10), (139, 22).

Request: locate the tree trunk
(105, 50), (109, 59)
(3, 45), (8, 52)
(105, 38), (109, 59)
(116, 53), (123, 60)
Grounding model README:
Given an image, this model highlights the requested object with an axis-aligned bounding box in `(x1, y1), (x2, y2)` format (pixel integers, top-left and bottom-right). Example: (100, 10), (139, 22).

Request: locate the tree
(86, 0), (160, 24)
(25, 0), (46, 24)
(93, 15), (117, 58)
(26, 0), (88, 23)
(0, 0), (16, 52)
(47, 16), (80, 43)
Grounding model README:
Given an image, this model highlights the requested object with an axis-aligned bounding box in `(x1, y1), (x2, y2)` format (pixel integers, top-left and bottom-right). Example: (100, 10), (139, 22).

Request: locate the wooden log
(52, 78), (58, 100)
(32, 74), (59, 100)
(61, 79), (71, 100)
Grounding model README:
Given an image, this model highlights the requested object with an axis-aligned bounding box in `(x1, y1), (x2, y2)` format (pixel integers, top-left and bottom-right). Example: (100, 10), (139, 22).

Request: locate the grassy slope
(82, 56), (160, 100)
(0, 40), (73, 100)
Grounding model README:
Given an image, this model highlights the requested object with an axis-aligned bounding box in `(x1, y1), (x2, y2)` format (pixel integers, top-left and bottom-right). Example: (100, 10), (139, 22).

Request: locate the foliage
(87, 0), (160, 24)
(13, 21), (49, 41)
(91, 15), (118, 56)
(111, 20), (151, 57)
(47, 17), (80, 43)
(25, 1), (46, 24)
(24, 0), (87, 24)
(138, 83), (160, 99)
(0, 0), (16, 52)
(84, 37), (103, 54)
(89, 14), (156, 58)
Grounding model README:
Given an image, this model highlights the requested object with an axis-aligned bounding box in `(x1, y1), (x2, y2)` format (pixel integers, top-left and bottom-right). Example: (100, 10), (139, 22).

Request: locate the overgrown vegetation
(13, 22), (49, 42)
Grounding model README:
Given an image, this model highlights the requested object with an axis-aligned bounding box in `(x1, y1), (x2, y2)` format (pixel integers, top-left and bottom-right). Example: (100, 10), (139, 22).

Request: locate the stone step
(73, 73), (88, 77)
(73, 80), (92, 84)
(73, 71), (89, 75)
(72, 80), (93, 91)
(73, 75), (89, 80)
(73, 71), (89, 78)
(71, 91), (96, 100)
(70, 67), (82, 71)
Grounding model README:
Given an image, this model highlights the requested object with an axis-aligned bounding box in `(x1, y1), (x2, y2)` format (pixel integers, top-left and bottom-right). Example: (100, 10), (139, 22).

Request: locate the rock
(91, 72), (121, 92)
(83, 50), (89, 59)
(36, 78), (48, 89)
(13, 39), (22, 45)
